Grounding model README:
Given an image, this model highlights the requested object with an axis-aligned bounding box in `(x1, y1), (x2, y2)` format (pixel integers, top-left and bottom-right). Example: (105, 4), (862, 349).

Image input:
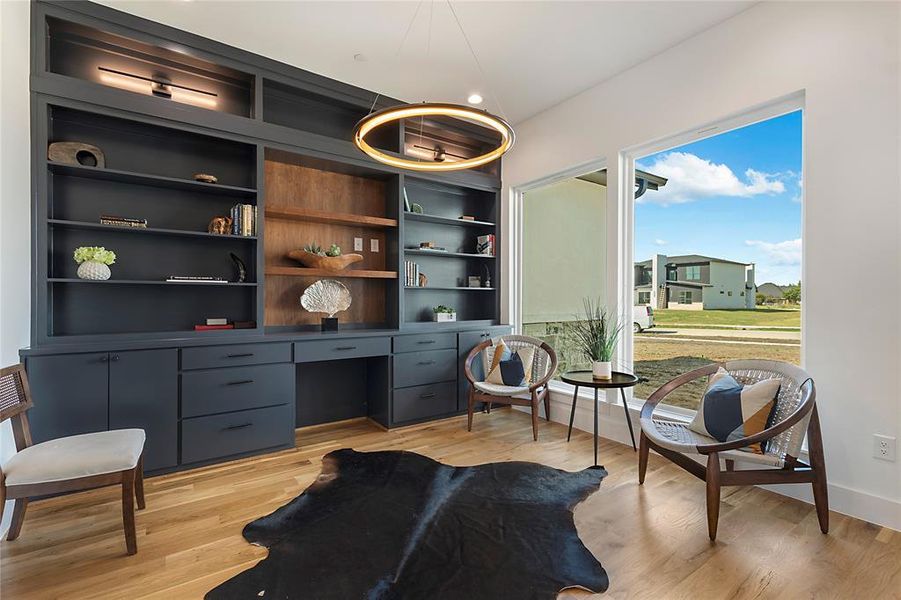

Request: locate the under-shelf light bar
(97, 67), (218, 109)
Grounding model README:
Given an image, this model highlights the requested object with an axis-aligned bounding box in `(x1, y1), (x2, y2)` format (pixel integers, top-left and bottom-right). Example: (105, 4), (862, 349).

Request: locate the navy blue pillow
(499, 351), (526, 386)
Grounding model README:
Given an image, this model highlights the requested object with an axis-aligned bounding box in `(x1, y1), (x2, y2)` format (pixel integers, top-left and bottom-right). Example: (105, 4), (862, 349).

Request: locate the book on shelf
(206, 318), (228, 326)
(166, 276), (227, 284)
(230, 203), (257, 237)
(459, 215), (475, 221)
(476, 234), (495, 256)
(194, 324), (234, 331)
(404, 260), (422, 287)
(100, 215), (148, 228)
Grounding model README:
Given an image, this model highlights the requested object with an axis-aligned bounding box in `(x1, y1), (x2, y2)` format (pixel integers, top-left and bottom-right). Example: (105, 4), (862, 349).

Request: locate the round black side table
(560, 370), (639, 467)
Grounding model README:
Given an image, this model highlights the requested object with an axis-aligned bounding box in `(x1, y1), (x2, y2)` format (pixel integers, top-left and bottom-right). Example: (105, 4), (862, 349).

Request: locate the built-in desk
(20, 324), (511, 474)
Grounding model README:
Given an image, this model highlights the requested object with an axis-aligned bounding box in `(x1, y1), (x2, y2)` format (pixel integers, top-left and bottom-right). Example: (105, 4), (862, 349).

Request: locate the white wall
(703, 262), (748, 310)
(0, 0), (32, 532)
(505, 1), (900, 529)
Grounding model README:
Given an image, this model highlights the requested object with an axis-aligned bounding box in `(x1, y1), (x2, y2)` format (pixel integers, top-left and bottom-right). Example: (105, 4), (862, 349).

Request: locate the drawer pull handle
(419, 393), (437, 399)
(418, 340), (436, 345)
(227, 353), (254, 358)
(480, 333), (490, 338)
(223, 422), (253, 431)
(335, 346), (357, 351)
(418, 360), (435, 365)
(227, 379), (254, 386)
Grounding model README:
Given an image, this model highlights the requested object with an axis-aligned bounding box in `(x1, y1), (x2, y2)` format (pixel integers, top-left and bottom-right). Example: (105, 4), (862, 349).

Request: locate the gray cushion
(2, 429), (145, 486)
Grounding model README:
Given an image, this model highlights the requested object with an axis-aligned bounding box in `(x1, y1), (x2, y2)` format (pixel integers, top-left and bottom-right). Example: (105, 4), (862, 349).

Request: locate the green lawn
(653, 307), (800, 329)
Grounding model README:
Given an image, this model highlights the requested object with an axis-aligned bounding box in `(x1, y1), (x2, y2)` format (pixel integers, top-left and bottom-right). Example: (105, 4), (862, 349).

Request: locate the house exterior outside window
(685, 265), (701, 280)
(638, 291), (651, 304)
(679, 291), (693, 304)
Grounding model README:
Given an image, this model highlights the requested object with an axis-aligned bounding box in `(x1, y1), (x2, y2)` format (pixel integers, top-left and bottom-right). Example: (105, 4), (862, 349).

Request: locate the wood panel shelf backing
(263, 150), (397, 328)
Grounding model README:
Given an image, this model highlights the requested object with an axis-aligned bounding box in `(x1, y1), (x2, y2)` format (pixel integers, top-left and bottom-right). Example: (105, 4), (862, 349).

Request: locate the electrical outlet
(873, 434), (896, 462)
(370, 238), (379, 252)
(354, 237), (363, 252)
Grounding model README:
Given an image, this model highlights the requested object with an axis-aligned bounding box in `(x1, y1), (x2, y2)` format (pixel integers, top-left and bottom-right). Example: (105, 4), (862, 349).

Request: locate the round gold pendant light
(353, 103), (514, 172)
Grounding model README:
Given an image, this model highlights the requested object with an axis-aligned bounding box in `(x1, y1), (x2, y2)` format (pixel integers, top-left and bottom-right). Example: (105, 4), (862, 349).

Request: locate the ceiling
(97, 1), (754, 124)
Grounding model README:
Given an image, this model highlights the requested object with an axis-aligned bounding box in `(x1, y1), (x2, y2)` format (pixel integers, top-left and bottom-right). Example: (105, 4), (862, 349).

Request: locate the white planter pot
(77, 261), (111, 281)
(433, 312), (457, 322)
(592, 361), (612, 380)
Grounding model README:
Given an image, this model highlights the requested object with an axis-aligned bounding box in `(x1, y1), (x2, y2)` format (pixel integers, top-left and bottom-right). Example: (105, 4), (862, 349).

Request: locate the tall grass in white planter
(570, 298), (622, 380)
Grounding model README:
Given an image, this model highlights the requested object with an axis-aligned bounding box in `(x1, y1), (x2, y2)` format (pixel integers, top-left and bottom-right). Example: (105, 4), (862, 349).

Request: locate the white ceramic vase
(77, 260), (111, 281)
(592, 360), (612, 380)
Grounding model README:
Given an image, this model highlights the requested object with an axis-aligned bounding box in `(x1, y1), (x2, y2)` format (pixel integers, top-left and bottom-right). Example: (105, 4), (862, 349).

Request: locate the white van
(633, 305), (655, 333)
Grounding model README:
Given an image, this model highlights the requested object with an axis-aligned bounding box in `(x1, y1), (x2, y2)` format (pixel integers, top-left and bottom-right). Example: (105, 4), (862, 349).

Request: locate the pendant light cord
(368, 0), (425, 114)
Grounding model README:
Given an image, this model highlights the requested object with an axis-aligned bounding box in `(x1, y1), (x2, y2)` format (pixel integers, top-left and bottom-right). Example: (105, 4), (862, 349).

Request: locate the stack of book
(404, 260), (422, 287)
(194, 318), (256, 331)
(100, 215), (147, 228)
(476, 234), (496, 256)
(230, 204), (257, 236)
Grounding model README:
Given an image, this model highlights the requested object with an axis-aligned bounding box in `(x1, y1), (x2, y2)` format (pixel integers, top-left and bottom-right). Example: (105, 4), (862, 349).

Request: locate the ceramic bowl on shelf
(287, 250), (363, 271)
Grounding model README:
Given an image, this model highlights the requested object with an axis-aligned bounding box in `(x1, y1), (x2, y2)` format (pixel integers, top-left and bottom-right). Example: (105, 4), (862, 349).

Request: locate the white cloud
(745, 238), (802, 266)
(654, 239), (668, 246)
(637, 152), (786, 205)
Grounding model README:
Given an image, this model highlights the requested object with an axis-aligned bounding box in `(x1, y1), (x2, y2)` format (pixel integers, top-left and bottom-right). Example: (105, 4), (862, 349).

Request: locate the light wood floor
(2, 410), (899, 599)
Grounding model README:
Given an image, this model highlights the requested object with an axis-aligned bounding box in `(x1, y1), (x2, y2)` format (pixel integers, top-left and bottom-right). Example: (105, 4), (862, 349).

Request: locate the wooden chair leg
(121, 470), (137, 555)
(807, 406), (829, 534)
(706, 453), (721, 541)
(638, 432), (649, 484)
(543, 387), (551, 421)
(530, 391), (539, 441)
(485, 401), (492, 414)
(135, 454), (146, 511)
(6, 498), (28, 541)
(467, 386), (475, 432)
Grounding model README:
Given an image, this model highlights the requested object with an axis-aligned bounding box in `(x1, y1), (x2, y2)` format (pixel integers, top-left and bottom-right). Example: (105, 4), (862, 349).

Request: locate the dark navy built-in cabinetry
(22, 1), (510, 474)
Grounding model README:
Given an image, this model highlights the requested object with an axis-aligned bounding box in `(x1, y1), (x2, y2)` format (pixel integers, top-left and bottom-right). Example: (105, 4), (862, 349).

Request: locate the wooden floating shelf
(404, 249), (496, 259)
(47, 278), (258, 286)
(405, 286), (496, 291)
(265, 205), (397, 228)
(48, 219), (258, 240)
(47, 162), (258, 197)
(404, 213), (495, 228)
(265, 266), (398, 279)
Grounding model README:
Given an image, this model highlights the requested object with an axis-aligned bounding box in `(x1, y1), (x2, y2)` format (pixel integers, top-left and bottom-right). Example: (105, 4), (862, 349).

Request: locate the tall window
(632, 111), (803, 412)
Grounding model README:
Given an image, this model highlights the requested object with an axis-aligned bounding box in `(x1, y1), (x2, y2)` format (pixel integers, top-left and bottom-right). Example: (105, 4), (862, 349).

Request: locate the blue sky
(635, 111), (802, 285)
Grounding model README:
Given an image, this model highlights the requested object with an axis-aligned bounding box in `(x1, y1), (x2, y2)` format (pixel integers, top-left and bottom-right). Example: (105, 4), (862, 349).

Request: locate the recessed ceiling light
(467, 93), (483, 105)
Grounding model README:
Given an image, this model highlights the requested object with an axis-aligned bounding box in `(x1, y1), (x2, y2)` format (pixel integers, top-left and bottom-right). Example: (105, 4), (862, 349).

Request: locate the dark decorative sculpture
(48, 142), (105, 168)
(206, 449), (609, 599)
(229, 252), (246, 283)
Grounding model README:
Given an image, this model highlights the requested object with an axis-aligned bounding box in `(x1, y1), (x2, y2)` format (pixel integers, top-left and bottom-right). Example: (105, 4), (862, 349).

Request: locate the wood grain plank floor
(1, 410), (899, 599)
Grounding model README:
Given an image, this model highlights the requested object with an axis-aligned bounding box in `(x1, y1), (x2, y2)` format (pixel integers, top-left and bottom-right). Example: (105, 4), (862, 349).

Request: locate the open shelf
(48, 162), (258, 197)
(266, 266), (397, 279)
(404, 213), (495, 228)
(48, 278), (257, 286)
(405, 249), (495, 259)
(405, 286), (495, 291)
(48, 219), (257, 240)
(265, 205), (397, 228)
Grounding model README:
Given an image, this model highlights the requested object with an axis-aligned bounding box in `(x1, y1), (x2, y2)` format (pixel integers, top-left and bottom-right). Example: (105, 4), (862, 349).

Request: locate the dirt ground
(633, 338), (801, 410)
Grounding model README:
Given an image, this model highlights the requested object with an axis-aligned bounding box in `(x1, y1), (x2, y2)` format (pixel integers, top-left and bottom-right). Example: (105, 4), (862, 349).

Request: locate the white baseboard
(517, 389), (901, 532)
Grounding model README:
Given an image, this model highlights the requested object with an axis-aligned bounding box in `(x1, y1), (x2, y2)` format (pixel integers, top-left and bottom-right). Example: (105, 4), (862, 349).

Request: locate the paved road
(639, 327), (801, 342)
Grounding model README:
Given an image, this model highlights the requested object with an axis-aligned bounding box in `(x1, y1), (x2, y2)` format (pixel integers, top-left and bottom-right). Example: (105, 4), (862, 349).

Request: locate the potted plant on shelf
(73, 246), (116, 281)
(570, 298), (622, 380)
(432, 305), (457, 323)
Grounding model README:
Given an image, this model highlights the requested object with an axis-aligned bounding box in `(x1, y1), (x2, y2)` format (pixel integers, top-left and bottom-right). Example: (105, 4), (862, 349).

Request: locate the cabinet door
(24, 353), (109, 443)
(109, 349), (178, 471)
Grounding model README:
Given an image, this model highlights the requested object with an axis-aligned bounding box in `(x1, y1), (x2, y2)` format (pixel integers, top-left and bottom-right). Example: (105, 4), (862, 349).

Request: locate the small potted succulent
(570, 298), (622, 380)
(287, 242), (363, 271)
(432, 305), (457, 323)
(73, 246), (116, 281)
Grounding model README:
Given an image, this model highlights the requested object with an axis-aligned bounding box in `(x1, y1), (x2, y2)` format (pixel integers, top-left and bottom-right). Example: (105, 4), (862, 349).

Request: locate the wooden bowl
(287, 250), (364, 271)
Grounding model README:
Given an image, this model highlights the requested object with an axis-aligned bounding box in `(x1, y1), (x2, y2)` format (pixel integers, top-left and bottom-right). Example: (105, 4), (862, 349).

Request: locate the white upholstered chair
(638, 359), (826, 541)
(463, 335), (557, 441)
(0, 364), (146, 555)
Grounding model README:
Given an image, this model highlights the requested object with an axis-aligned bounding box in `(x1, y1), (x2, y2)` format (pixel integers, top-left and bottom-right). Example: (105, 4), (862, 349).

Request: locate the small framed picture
(468, 276), (481, 288)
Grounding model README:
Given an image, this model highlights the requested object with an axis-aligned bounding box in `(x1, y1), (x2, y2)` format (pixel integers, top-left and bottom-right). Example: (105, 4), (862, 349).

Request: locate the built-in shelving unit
(404, 249), (496, 259)
(404, 213), (495, 228)
(265, 205), (398, 228)
(47, 162), (258, 196)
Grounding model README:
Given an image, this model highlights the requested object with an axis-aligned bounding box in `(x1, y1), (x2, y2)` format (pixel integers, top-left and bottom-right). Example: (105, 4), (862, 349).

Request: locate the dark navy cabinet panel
(181, 363), (294, 418)
(393, 349), (457, 388)
(181, 404), (294, 465)
(392, 332), (457, 354)
(392, 382), (457, 424)
(294, 337), (390, 363)
(109, 349), (178, 471)
(181, 343), (292, 371)
(24, 353), (109, 443)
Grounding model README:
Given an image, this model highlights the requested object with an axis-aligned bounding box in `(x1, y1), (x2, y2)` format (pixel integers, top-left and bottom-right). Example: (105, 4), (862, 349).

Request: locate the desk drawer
(393, 333), (456, 354)
(393, 348), (457, 388)
(181, 404), (294, 464)
(393, 382), (457, 424)
(294, 337), (389, 363)
(181, 343), (291, 371)
(181, 363), (294, 418)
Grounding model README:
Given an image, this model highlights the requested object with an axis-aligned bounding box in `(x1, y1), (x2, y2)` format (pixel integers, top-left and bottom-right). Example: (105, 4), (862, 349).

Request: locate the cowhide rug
(206, 449), (608, 599)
